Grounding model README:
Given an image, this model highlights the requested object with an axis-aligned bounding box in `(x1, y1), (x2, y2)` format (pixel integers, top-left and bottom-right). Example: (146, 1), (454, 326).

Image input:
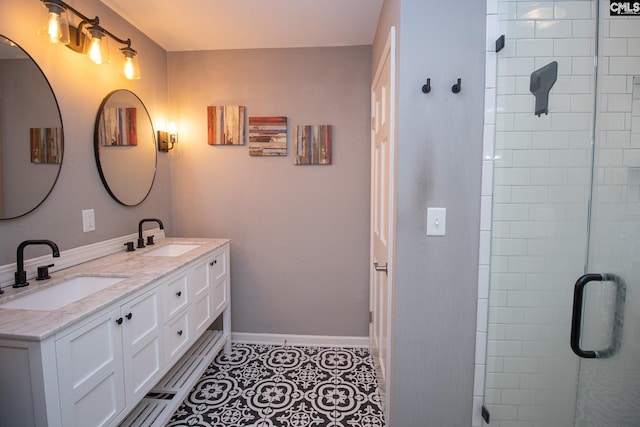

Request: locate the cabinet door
(212, 248), (230, 318)
(56, 308), (125, 427)
(191, 261), (213, 335)
(120, 288), (164, 404)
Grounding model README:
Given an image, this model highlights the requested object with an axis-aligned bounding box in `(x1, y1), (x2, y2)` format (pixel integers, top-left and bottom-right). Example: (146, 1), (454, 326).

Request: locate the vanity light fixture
(157, 125), (178, 152)
(38, 0), (141, 80)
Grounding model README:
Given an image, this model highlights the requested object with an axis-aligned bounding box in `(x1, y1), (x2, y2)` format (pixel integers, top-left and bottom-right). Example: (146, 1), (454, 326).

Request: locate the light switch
(426, 207), (446, 236)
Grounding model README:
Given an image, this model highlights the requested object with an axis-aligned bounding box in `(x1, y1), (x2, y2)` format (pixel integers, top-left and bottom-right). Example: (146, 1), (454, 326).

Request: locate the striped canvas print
(30, 127), (62, 164)
(248, 116), (287, 156)
(99, 107), (137, 146)
(207, 105), (246, 145)
(294, 125), (332, 165)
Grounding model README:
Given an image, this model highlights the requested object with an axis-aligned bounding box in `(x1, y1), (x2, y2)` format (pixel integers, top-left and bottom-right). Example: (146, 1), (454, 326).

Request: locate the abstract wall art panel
(207, 105), (246, 145)
(248, 116), (287, 156)
(294, 125), (332, 165)
(30, 127), (62, 164)
(98, 107), (138, 146)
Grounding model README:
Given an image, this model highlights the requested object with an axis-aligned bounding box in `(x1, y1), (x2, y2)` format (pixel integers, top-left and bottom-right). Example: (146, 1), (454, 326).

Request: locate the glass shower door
(484, 0), (640, 425)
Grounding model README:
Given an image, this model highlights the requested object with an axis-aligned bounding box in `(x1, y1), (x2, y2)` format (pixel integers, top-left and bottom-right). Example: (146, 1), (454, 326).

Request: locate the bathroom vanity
(0, 238), (230, 427)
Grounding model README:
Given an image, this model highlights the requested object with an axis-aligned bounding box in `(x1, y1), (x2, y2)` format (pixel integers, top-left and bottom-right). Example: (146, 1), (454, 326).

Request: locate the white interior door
(370, 26), (395, 417)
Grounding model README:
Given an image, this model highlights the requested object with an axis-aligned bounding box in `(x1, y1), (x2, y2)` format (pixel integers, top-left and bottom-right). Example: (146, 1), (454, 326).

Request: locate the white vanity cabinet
(0, 239), (231, 427)
(55, 286), (164, 427)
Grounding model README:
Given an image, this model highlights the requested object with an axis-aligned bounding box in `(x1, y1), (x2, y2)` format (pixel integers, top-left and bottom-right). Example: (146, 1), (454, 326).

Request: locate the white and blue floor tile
(167, 343), (385, 426)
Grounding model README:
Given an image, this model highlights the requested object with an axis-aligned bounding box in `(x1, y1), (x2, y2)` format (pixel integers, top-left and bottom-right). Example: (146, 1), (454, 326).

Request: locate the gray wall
(373, 0), (485, 425)
(0, 0), (171, 268)
(167, 47), (372, 336)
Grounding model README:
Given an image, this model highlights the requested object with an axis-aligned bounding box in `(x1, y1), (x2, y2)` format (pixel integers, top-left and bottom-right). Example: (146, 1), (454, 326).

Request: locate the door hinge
(369, 311), (373, 323)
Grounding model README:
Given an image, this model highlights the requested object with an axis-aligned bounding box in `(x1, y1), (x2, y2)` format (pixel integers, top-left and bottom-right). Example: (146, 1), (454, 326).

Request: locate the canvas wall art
(98, 107), (138, 146)
(294, 125), (332, 165)
(248, 116), (287, 156)
(30, 127), (62, 164)
(207, 105), (246, 145)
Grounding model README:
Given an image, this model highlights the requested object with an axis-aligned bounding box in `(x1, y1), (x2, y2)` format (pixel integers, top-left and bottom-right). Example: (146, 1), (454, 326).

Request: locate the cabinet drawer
(164, 310), (190, 363)
(165, 273), (189, 319)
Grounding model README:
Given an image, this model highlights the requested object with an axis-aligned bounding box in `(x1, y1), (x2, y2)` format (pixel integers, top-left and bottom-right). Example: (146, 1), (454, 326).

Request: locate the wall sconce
(157, 126), (178, 152)
(38, 0), (141, 80)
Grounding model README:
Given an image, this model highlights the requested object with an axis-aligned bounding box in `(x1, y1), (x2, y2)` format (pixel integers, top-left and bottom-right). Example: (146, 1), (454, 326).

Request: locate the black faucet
(138, 218), (164, 248)
(14, 240), (60, 288)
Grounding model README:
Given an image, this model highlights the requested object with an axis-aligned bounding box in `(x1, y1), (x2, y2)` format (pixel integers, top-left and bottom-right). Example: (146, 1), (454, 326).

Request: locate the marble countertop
(0, 237), (229, 341)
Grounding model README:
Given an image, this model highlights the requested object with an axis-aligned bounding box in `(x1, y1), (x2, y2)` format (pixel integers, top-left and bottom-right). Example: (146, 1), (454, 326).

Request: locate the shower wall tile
(535, 20), (572, 39)
(554, 1), (593, 19)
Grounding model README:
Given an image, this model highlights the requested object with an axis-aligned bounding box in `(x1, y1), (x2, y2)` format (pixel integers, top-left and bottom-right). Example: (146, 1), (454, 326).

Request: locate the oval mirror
(0, 35), (64, 219)
(94, 89), (156, 206)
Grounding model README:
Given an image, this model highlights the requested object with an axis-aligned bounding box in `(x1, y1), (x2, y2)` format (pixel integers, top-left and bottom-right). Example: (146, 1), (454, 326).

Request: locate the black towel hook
(452, 78), (461, 94)
(421, 78), (431, 94)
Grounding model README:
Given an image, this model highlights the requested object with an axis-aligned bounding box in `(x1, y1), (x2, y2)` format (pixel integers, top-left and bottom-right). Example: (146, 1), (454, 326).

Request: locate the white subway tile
(486, 88), (497, 123)
(498, 57), (536, 76)
(629, 38), (640, 56)
(496, 131), (532, 149)
(476, 332), (488, 365)
(623, 149), (640, 167)
(478, 265), (491, 297)
(572, 56), (596, 75)
(600, 75), (627, 93)
(482, 160), (495, 196)
(504, 20), (535, 39)
(503, 357), (539, 374)
(510, 185), (549, 203)
(471, 397), (484, 427)
(553, 75), (592, 94)
(518, 38), (554, 57)
(474, 364), (486, 395)
(602, 37), (628, 56)
(487, 14), (499, 51)
(551, 112), (591, 131)
(484, 128), (497, 162)
(486, 373), (520, 390)
(548, 149), (589, 167)
(554, 1), (593, 19)
(531, 131), (569, 149)
(505, 324), (541, 341)
(477, 298), (489, 333)
(554, 38), (593, 57)
(486, 0), (497, 15)
(507, 290), (545, 308)
(607, 93), (632, 112)
(514, 113), (552, 131)
(490, 272), (526, 291)
(517, 2), (554, 20)
(603, 130), (631, 148)
(569, 93), (593, 112)
(599, 112), (627, 130)
(535, 56), (572, 75)
(609, 56), (640, 75)
(508, 256), (546, 273)
(610, 20), (640, 38)
(479, 231), (492, 265)
(494, 167), (531, 186)
(498, 75), (517, 94)
(481, 195), (494, 231)
(548, 185), (588, 203)
(573, 19), (596, 38)
(497, 112), (515, 132)
(492, 238), (528, 256)
(535, 20), (572, 38)
(498, 94), (534, 113)
(530, 167), (568, 184)
(568, 130), (592, 149)
(512, 150), (550, 167)
(486, 53), (498, 89)
(597, 149), (623, 166)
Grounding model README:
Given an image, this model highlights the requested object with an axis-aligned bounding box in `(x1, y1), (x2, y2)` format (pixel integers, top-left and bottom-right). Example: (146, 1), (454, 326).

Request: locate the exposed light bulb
(123, 55), (135, 79)
(47, 13), (62, 43)
(88, 36), (103, 64)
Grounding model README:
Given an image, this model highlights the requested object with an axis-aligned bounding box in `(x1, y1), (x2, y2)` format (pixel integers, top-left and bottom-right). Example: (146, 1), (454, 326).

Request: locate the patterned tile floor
(166, 342), (385, 427)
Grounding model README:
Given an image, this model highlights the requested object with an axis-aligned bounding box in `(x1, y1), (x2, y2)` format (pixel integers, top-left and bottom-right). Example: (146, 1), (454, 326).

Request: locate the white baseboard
(232, 332), (369, 348)
(0, 229), (164, 290)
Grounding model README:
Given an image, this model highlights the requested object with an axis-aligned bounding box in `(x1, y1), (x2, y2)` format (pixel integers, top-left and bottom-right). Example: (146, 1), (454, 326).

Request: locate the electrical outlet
(82, 209), (95, 232)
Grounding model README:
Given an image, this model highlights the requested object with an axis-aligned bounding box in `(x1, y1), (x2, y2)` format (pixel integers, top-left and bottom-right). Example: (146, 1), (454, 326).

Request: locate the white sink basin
(0, 276), (126, 311)
(141, 243), (201, 257)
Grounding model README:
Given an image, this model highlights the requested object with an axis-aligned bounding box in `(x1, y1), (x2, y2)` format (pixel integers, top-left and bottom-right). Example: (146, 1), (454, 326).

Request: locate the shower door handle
(570, 273), (626, 359)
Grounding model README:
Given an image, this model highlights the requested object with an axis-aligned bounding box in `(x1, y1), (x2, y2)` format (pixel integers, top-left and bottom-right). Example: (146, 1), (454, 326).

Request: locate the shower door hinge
(482, 405), (490, 423)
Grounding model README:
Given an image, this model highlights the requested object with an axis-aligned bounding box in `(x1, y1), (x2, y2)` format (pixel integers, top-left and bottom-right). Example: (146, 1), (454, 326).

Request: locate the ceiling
(99, 0), (384, 52)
